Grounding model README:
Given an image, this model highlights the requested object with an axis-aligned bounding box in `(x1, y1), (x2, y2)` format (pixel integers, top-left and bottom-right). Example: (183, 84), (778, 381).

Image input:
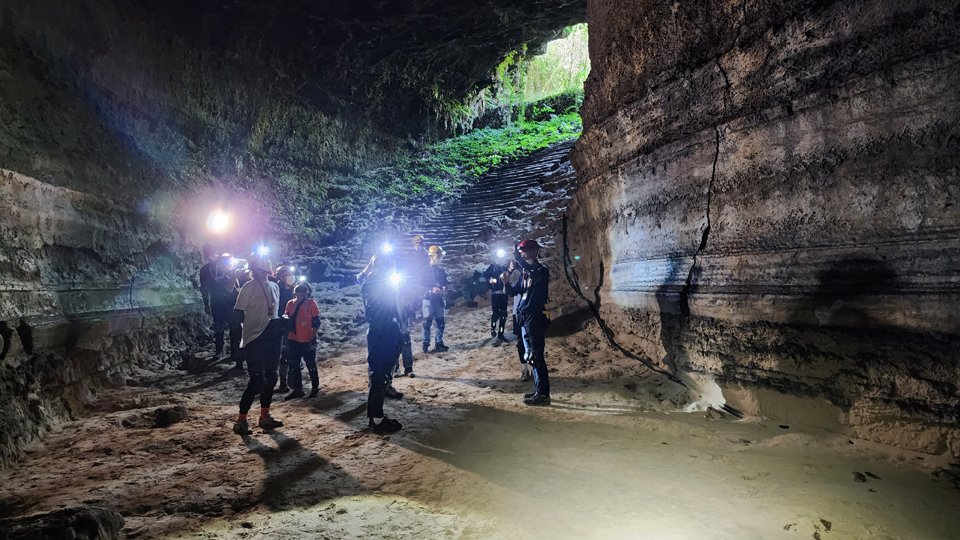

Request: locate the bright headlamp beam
(496, 249), (505, 257)
(389, 272), (402, 285)
(382, 242), (393, 253)
(257, 246), (269, 256)
(299, 276), (307, 281)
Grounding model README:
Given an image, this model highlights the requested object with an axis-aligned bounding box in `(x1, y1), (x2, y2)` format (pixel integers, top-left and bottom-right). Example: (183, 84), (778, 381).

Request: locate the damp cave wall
(567, 0), (960, 457)
(0, 0), (587, 466)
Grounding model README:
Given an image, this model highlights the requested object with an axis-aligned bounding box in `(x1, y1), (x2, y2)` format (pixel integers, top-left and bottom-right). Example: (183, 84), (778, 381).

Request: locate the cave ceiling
(134, 0), (586, 117)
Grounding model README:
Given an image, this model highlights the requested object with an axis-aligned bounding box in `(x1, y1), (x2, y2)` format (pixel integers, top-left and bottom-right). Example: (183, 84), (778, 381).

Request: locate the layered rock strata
(0, 170), (204, 467)
(568, 0), (960, 457)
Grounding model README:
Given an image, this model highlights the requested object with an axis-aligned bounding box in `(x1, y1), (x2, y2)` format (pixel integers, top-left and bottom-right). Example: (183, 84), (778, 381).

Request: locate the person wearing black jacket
(483, 254), (510, 340)
(210, 255), (240, 360)
(199, 243), (219, 316)
(421, 246), (450, 353)
(502, 240), (550, 405)
(361, 254), (404, 434)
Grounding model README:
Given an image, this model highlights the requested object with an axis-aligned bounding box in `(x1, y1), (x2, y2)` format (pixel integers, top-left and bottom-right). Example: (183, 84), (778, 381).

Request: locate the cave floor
(2, 307), (958, 540)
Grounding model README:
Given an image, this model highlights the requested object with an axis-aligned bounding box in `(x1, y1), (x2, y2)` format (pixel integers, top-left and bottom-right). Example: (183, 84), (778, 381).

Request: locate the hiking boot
(385, 386), (404, 400)
(523, 394), (550, 406)
(232, 362), (244, 371)
(422, 342), (430, 353)
(524, 391), (537, 399)
(497, 333), (506, 341)
(233, 419), (252, 435)
(258, 414), (284, 430)
(369, 417), (402, 435)
(433, 343), (449, 352)
(308, 388), (320, 398)
(491, 329), (497, 338)
(283, 389), (305, 401)
(403, 370), (415, 379)
(277, 385), (290, 393)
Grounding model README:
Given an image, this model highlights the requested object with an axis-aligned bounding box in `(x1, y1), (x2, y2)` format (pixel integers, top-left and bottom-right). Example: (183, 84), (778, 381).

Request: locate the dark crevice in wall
(15, 320), (33, 355)
(0, 321), (11, 360)
(678, 126), (720, 317)
(561, 214), (687, 386)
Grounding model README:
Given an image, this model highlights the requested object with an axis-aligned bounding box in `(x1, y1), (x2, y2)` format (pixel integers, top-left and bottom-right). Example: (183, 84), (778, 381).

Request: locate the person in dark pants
(230, 264), (250, 369)
(210, 255), (240, 360)
(483, 252), (510, 340)
(283, 282), (322, 399)
(502, 240), (550, 406)
(232, 254), (285, 434)
(273, 265), (297, 393)
(199, 243), (219, 316)
(421, 245), (449, 353)
(361, 254), (404, 434)
(358, 260), (407, 396)
(504, 260), (529, 380)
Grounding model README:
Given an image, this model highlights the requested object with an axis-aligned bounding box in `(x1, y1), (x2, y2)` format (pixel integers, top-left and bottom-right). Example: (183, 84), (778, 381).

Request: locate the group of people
(198, 232), (551, 437)
(199, 245), (322, 435)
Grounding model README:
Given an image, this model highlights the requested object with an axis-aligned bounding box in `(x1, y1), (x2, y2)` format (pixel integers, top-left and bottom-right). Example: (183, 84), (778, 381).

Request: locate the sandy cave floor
(2, 306), (959, 540)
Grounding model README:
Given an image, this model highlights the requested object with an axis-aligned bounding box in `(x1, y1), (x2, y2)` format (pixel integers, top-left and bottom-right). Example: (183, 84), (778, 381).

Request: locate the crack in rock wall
(567, 0), (960, 458)
(0, 169), (204, 467)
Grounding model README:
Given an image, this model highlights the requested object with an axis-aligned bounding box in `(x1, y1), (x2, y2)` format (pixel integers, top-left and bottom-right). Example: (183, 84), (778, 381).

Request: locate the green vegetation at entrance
(379, 111), (581, 199)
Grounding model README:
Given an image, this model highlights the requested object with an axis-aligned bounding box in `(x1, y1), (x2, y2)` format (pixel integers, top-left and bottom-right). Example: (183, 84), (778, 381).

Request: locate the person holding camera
(232, 253), (285, 434)
(361, 254), (404, 434)
(283, 282), (322, 400)
(502, 240), (551, 405)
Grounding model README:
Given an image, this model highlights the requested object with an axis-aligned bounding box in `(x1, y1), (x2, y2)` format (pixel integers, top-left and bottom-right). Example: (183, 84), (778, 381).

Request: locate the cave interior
(0, 0), (958, 538)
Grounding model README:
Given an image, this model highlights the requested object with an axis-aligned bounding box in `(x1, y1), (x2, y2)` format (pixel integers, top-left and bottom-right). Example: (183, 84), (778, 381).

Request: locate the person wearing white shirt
(232, 254), (285, 434)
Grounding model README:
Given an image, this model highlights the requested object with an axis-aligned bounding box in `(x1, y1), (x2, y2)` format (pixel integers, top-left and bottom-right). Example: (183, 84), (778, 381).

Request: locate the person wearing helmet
(422, 246), (450, 353)
(273, 265), (297, 393)
(501, 240), (550, 405)
(210, 254), (240, 360)
(483, 250), (510, 340)
(360, 253), (404, 434)
(199, 243), (219, 316)
(283, 282), (322, 399)
(232, 253), (285, 434)
(357, 258), (406, 398)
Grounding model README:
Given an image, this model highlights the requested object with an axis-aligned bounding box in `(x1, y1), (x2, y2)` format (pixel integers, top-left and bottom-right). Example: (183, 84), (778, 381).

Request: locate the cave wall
(0, 169), (204, 467)
(567, 0), (960, 457)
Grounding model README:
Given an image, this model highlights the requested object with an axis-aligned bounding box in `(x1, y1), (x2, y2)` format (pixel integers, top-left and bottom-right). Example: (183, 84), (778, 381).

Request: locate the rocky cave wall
(0, 0), (587, 465)
(567, 0), (960, 458)
(0, 169), (203, 467)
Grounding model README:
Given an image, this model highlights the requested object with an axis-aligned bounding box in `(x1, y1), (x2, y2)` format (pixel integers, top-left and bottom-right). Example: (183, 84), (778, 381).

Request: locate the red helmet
(518, 240), (541, 252)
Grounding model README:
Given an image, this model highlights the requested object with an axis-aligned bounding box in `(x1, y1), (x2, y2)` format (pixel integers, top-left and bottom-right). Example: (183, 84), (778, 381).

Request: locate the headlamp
(299, 276), (307, 281)
(496, 249), (505, 258)
(389, 272), (402, 285)
(382, 242), (394, 254)
(257, 245), (269, 256)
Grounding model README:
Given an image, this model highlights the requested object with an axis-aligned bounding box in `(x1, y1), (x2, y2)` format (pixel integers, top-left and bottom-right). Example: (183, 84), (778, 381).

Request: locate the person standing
(483, 253), (510, 340)
(199, 243), (219, 316)
(283, 283), (322, 399)
(210, 255), (240, 360)
(502, 240), (550, 405)
(232, 254), (285, 434)
(504, 260), (528, 380)
(357, 261), (407, 397)
(421, 246), (449, 353)
(361, 254), (404, 434)
(273, 265), (297, 393)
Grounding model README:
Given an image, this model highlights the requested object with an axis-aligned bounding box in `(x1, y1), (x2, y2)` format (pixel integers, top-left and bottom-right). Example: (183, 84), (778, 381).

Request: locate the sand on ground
(2, 304), (958, 540)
